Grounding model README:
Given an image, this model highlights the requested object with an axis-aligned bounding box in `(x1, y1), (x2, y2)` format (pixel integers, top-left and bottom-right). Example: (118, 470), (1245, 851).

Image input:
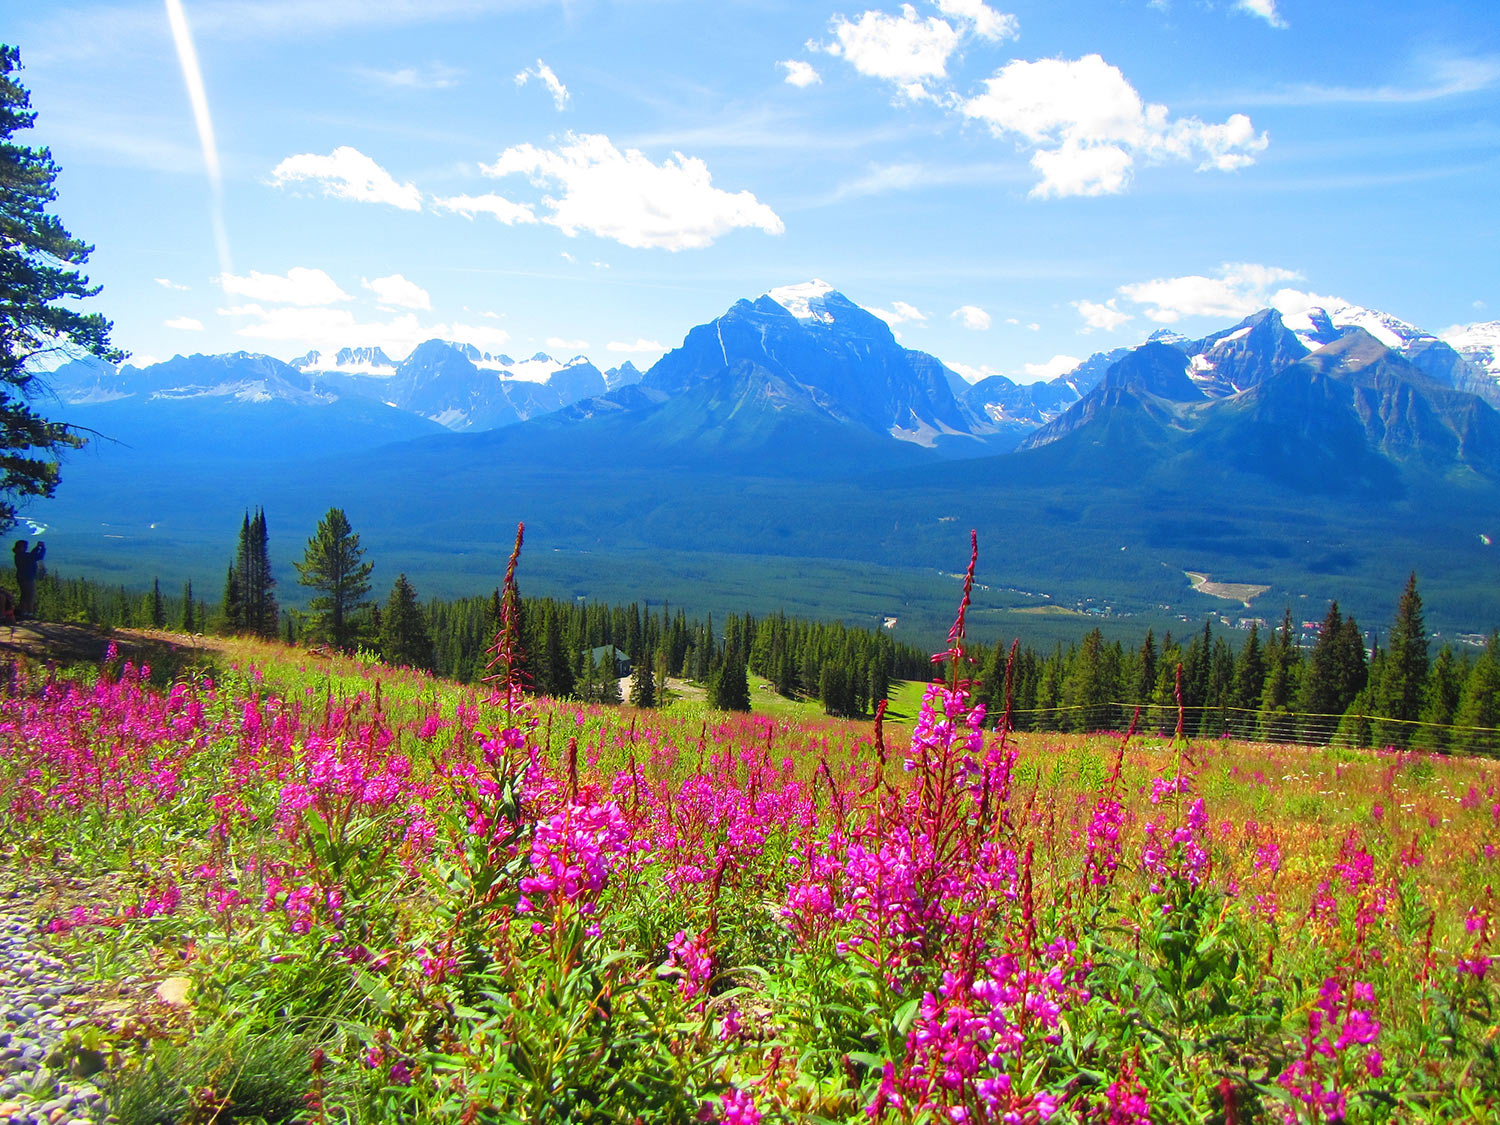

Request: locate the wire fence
(1003, 702), (1500, 758)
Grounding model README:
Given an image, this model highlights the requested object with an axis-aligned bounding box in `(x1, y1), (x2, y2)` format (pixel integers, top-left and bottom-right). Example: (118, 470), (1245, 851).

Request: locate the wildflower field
(1, 604), (1498, 1123)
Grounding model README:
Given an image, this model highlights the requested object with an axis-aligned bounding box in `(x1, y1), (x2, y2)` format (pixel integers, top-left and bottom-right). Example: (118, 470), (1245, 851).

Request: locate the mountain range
(33, 283), (1500, 639)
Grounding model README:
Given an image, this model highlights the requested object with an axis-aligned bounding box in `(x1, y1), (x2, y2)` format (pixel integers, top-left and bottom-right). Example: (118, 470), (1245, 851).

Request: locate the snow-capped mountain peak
(1443, 321), (1500, 380)
(767, 279), (837, 323)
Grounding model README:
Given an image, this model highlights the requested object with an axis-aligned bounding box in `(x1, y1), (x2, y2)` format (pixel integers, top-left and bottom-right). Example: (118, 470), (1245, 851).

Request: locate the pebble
(0, 910), (107, 1123)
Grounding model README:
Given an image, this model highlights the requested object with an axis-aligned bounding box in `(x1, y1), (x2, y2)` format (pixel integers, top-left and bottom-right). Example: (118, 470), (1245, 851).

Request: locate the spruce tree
(1454, 633), (1500, 753)
(1418, 645), (1462, 750)
(629, 649), (657, 708)
(1374, 572), (1429, 748)
(380, 574), (434, 671)
(712, 642), (751, 712)
(148, 577), (165, 628)
(295, 507), (373, 650)
(181, 579), (196, 633)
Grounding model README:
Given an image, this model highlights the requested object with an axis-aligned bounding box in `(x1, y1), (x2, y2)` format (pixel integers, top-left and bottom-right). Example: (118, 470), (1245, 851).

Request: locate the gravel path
(0, 895), (108, 1125)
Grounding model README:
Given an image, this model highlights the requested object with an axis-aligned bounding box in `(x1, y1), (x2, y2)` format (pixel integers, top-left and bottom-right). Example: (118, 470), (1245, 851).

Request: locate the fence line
(1000, 702), (1500, 757)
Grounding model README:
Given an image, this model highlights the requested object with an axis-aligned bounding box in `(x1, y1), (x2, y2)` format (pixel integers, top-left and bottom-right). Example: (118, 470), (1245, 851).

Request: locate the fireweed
(0, 539), (1497, 1121)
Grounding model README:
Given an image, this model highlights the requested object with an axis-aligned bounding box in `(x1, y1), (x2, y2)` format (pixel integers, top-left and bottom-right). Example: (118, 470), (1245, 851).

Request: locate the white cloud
(1073, 298), (1133, 332)
(482, 133), (784, 251)
(1023, 354), (1082, 380)
(779, 59), (822, 87)
(270, 146), (422, 211)
(1117, 262), (1301, 323)
(218, 267), (352, 306)
(961, 54), (1268, 197)
(437, 322), (513, 354)
(608, 338), (665, 353)
(363, 273), (431, 311)
(935, 0), (1018, 41)
(125, 353), (162, 369)
(952, 305), (991, 330)
(355, 62), (461, 89)
(164, 315), (204, 331)
(1235, 0), (1287, 29)
(870, 299), (927, 325)
(154, 277), (189, 291)
(515, 59), (569, 110)
(1004, 317), (1040, 331)
(547, 337), (589, 351)
(432, 192), (538, 225)
(818, 4), (963, 100)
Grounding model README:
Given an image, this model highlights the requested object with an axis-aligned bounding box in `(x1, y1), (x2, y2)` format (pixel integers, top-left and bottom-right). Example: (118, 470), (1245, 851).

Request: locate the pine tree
(0, 47), (124, 528)
(219, 563), (242, 634)
(295, 507), (373, 650)
(1297, 603), (1366, 743)
(380, 574), (434, 671)
(1418, 646), (1463, 749)
(181, 579), (196, 633)
(226, 509), (277, 638)
(1374, 572), (1429, 748)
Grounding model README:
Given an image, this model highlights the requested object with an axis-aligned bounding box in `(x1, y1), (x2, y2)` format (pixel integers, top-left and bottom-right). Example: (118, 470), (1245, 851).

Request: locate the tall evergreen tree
(1418, 646), (1463, 749)
(629, 648), (657, 708)
(148, 577), (165, 628)
(226, 509), (277, 638)
(181, 579), (195, 633)
(1454, 633), (1500, 753)
(1296, 603), (1366, 743)
(1375, 572), (1429, 747)
(0, 47), (125, 528)
(294, 507), (373, 650)
(380, 574), (434, 671)
(712, 641), (751, 712)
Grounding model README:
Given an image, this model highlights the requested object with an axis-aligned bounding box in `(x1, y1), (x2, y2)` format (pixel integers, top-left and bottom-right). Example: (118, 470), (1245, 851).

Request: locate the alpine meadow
(2, 2), (1500, 1123)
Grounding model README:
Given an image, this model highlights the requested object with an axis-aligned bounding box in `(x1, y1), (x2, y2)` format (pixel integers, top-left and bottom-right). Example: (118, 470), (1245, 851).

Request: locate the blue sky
(13, 0), (1500, 382)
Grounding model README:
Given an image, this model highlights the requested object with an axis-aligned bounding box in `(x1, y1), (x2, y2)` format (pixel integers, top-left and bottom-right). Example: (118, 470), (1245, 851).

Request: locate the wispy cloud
(1234, 0), (1287, 30)
(164, 315), (204, 331)
(1111, 262), (1306, 323)
(164, 0), (232, 275)
(870, 299), (928, 325)
(154, 278), (191, 291)
(355, 62), (462, 89)
(515, 59), (569, 110)
(608, 338), (665, 353)
(433, 193), (538, 224)
(1073, 298), (1132, 331)
(270, 146), (423, 210)
(1233, 54), (1500, 106)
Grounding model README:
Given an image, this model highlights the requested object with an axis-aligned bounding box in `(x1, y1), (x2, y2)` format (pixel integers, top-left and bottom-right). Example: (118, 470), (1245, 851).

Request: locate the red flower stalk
(484, 522), (530, 716)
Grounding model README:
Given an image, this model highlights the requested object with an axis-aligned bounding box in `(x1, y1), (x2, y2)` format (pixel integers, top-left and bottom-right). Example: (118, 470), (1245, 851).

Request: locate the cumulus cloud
(779, 59), (822, 87)
(363, 273), (431, 311)
(870, 299), (927, 325)
(154, 277), (189, 291)
(515, 59), (569, 110)
(1117, 262), (1301, 323)
(952, 304), (991, 330)
(818, 4), (965, 100)
(1235, 0), (1287, 29)
(481, 133), (783, 251)
(164, 315), (203, 331)
(218, 267), (352, 306)
(961, 54), (1268, 197)
(1022, 354), (1082, 380)
(270, 146), (422, 211)
(1073, 298), (1133, 332)
(608, 338), (666, 353)
(432, 192), (538, 225)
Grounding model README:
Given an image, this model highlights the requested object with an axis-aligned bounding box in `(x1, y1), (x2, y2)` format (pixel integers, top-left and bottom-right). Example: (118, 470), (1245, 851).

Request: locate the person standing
(13, 540), (43, 619)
